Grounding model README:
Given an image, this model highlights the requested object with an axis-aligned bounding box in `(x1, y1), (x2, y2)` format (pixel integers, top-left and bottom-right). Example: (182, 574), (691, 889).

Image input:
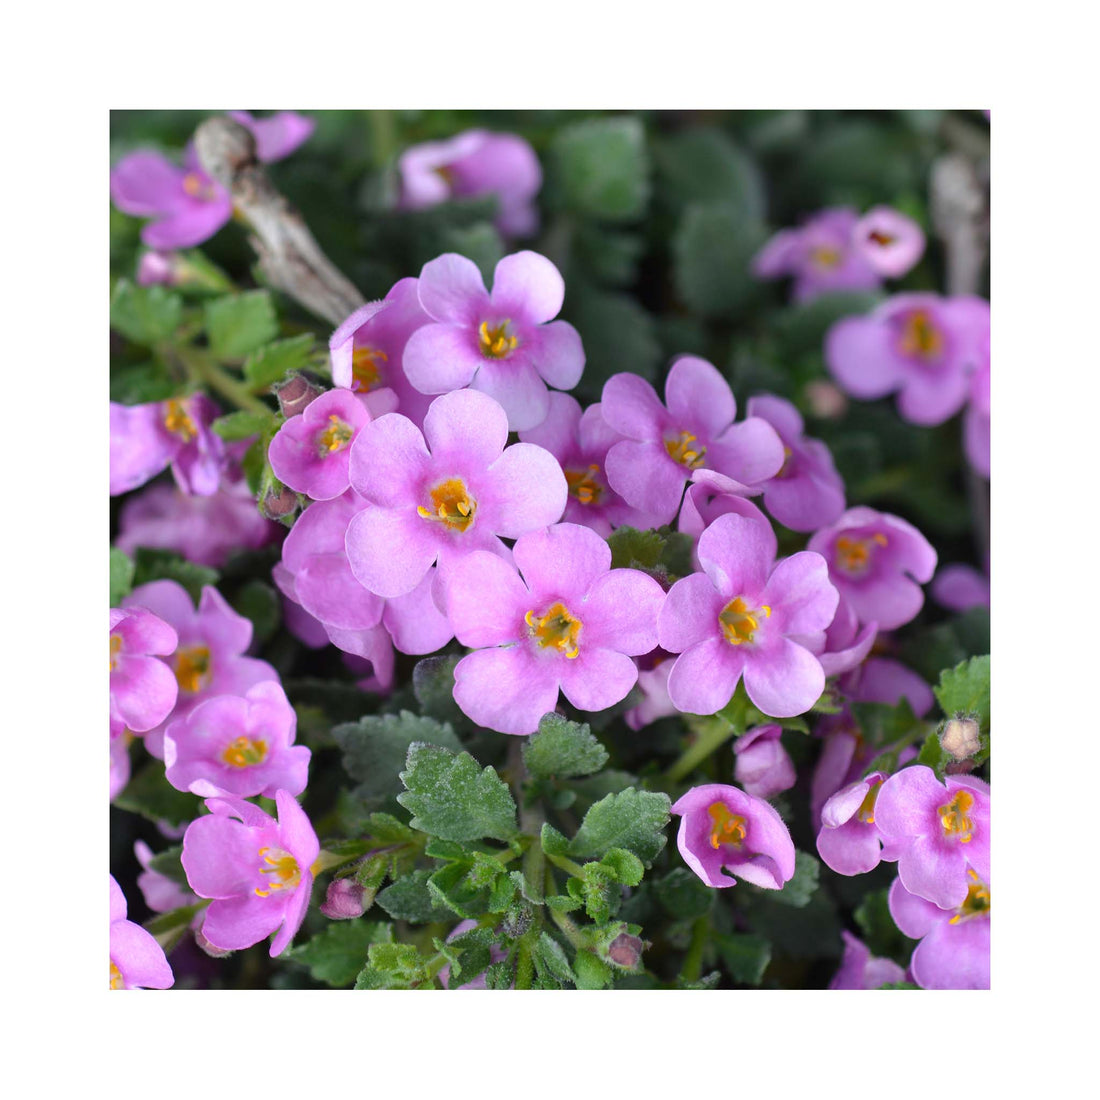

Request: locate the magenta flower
(828, 931), (907, 990)
(602, 356), (785, 525)
(135, 840), (196, 915)
(816, 769), (891, 876)
(839, 656), (934, 717)
(733, 724), (796, 800)
(744, 394), (846, 532)
(825, 293), (990, 426)
(116, 477), (281, 568)
(816, 593), (877, 679)
(888, 874), (990, 990)
(110, 875), (174, 990)
(752, 208), (881, 303)
(110, 733), (132, 801)
(122, 579), (279, 758)
(852, 206), (926, 278)
(137, 250), (178, 286)
(658, 513), (838, 718)
(227, 111), (314, 162)
(964, 335), (990, 478)
(164, 680), (310, 798)
(346, 389), (566, 598)
(402, 252), (585, 431)
(677, 470), (770, 546)
(110, 606), (178, 736)
(110, 394), (225, 497)
(181, 790), (320, 957)
(268, 389), (374, 501)
(442, 522), (666, 735)
(931, 563), (990, 613)
(874, 766), (990, 910)
(671, 783), (796, 889)
(807, 507), (936, 631)
(398, 129), (542, 236)
(519, 392), (659, 537)
(624, 655), (677, 732)
(110, 145), (232, 249)
(329, 278), (434, 427)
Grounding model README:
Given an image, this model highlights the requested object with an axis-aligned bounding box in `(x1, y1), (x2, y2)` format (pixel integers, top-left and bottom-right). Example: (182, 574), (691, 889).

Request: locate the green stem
(173, 345), (272, 416)
(682, 915), (709, 983)
(546, 852), (586, 878)
(665, 719), (737, 784)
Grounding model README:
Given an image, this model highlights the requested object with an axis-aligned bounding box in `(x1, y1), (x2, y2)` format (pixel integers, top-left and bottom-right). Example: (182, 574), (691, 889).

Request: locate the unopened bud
(804, 380), (848, 420)
(500, 903), (533, 940)
(260, 484), (299, 521)
(940, 716), (981, 761)
(137, 250), (179, 287)
(195, 925), (233, 958)
(606, 932), (644, 970)
(320, 877), (367, 920)
(273, 372), (324, 417)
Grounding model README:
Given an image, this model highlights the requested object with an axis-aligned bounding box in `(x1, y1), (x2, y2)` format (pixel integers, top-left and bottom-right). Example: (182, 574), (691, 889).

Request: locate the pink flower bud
(320, 877), (367, 920)
(273, 372), (324, 416)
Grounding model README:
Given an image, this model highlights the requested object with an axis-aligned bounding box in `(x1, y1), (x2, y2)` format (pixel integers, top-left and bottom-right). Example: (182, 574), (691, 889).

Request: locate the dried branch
(194, 117), (365, 327)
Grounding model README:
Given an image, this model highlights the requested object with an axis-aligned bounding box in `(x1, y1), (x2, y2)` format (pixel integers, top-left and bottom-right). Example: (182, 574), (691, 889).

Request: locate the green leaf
(850, 698), (924, 749)
(110, 548), (134, 606)
(287, 920), (394, 987)
(916, 729), (951, 781)
(332, 711), (462, 802)
(354, 942), (425, 989)
(717, 681), (761, 733)
(854, 887), (918, 967)
(212, 409), (275, 441)
(771, 851), (820, 908)
(571, 225), (645, 287)
(241, 435), (265, 496)
(113, 762), (202, 830)
(769, 291), (884, 358)
(572, 950), (612, 990)
(398, 744), (519, 843)
(411, 655), (470, 731)
(934, 655), (991, 732)
(110, 280), (183, 344)
(600, 848), (645, 887)
(230, 580), (281, 646)
(131, 548), (219, 604)
(523, 713), (609, 780)
(147, 845), (188, 886)
(375, 869), (455, 924)
(673, 200), (767, 320)
(566, 287), (661, 394)
(567, 788), (671, 865)
(879, 981), (921, 990)
(242, 334), (317, 389)
(110, 360), (182, 405)
(440, 222), (504, 285)
(607, 526), (665, 571)
(654, 128), (765, 220)
(654, 867), (714, 921)
(143, 903), (206, 955)
(551, 116), (649, 221)
(713, 932), (771, 986)
(428, 861), (494, 918)
(540, 822), (570, 858)
(534, 932), (576, 986)
(204, 291), (278, 361)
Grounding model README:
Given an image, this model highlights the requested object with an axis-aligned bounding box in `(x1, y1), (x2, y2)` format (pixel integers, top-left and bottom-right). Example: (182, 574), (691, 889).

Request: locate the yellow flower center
(163, 399), (198, 442)
(948, 869), (990, 924)
(719, 596), (771, 646)
(110, 961), (125, 990)
(254, 846), (301, 897)
(351, 346), (388, 391)
(938, 789), (975, 843)
(222, 736), (269, 769)
(317, 414), (354, 455)
(526, 602), (582, 659)
(834, 533), (888, 576)
(867, 229), (896, 247)
(810, 245), (842, 269)
(565, 464), (604, 506)
(665, 430), (706, 469)
(775, 445), (794, 479)
(181, 172), (217, 201)
(898, 310), (944, 361)
(479, 320), (518, 359)
(857, 780), (882, 825)
(110, 633), (122, 672)
(707, 802), (747, 849)
(174, 645), (212, 693)
(416, 478), (477, 531)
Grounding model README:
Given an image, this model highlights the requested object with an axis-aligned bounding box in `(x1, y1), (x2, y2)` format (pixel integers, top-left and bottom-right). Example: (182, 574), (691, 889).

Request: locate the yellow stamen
(834, 533), (887, 575)
(948, 869), (990, 924)
(351, 346), (389, 391)
(565, 464), (603, 506)
(110, 961), (125, 990)
(416, 478), (477, 532)
(810, 246), (842, 269)
(898, 310), (944, 361)
(707, 802), (747, 850)
(938, 789), (975, 843)
(163, 399), (198, 442)
(719, 597), (770, 646)
(222, 736), (269, 769)
(433, 165), (455, 186)
(110, 633), (122, 672)
(174, 645), (211, 693)
(664, 430), (707, 470)
(526, 602), (582, 659)
(181, 172), (216, 201)
(479, 320), (518, 359)
(857, 780), (882, 825)
(775, 445), (794, 479)
(254, 846), (301, 897)
(318, 414), (354, 455)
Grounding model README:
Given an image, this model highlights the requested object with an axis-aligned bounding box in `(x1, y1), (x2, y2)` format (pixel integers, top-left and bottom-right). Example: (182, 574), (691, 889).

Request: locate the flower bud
(273, 372), (324, 417)
(320, 877), (366, 920)
(138, 250), (179, 287)
(940, 716), (981, 761)
(606, 932), (644, 970)
(194, 925), (234, 959)
(804, 380), (848, 420)
(260, 484), (300, 522)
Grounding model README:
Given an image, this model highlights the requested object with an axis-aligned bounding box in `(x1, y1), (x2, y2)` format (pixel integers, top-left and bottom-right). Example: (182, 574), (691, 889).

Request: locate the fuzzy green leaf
(230, 580), (281, 646)
(110, 280), (183, 344)
(523, 713), (609, 779)
(204, 291), (278, 361)
(551, 116), (650, 222)
(934, 655), (991, 732)
(567, 788), (671, 865)
(714, 932), (772, 986)
(131, 548), (219, 604)
(771, 851), (820, 908)
(110, 548), (134, 606)
(242, 333), (317, 389)
(375, 870), (455, 924)
(211, 409), (275, 441)
(113, 763), (202, 830)
(287, 921), (394, 987)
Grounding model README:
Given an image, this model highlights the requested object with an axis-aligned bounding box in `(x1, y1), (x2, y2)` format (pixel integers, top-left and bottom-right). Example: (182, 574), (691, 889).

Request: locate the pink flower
(816, 769), (891, 876)
(931, 563), (990, 613)
(110, 606), (178, 736)
(733, 724), (796, 800)
(658, 513), (838, 718)
(226, 111), (314, 163)
(402, 252), (585, 431)
(671, 783), (796, 889)
(181, 790), (320, 957)
(164, 680), (311, 798)
(852, 206), (926, 278)
(828, 930), (907, 990)
(442, 523), (666, 735)
(110, 875), (174, 989)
